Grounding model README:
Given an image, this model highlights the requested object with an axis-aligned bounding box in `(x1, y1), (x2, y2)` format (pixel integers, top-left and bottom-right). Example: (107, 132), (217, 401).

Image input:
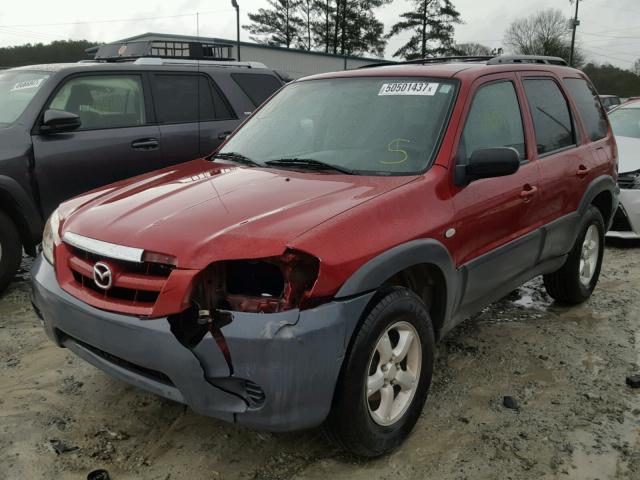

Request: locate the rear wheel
(543, 205), (605, 304)
(0, 211), (22, 294)
(326, 287), (434, 457)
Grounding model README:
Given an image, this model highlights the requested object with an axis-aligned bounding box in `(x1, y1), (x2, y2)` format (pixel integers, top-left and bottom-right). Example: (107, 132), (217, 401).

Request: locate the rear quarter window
(565, 78), (608, 141)
(231, 73), (282, 107)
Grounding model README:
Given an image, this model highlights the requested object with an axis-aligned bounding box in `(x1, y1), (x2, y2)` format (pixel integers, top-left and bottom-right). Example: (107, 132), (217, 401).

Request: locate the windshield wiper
(265, 158), (354, 174)
(212, 152), (263, 167)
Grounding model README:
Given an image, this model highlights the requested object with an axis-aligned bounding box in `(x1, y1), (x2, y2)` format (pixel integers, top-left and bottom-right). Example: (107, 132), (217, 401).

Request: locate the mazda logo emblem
(93, 262), (113, 290)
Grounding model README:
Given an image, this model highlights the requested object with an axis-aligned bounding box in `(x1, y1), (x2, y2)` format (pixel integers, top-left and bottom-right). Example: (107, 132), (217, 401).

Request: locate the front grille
(618, 172), (639, 189)
(611, 207), (632, 232)
(62, 330), (174, 386)
(65, 246), (174, 316)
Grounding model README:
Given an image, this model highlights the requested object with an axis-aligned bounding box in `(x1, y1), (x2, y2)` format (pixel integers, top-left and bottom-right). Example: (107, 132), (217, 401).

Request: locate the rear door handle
(131, 138), (159, 150)
(218, 131), (233, 141)
(520, 185), (538, 201)
(577, 164), (591, 177)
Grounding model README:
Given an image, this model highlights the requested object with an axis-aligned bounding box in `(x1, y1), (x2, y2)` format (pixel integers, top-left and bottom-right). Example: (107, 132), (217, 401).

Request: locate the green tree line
(0, 40), (98, 69)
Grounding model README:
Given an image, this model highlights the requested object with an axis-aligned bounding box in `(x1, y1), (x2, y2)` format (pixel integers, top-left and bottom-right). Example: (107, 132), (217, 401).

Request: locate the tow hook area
(167, 304), (266, 409)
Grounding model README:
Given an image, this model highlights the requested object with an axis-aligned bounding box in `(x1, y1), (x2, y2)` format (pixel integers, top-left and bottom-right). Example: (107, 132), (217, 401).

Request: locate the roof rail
(358, 54), (569, 69)
(358, 56), (492, 69)
(487, 55), (568, 66)
(130, 57), (267, 69)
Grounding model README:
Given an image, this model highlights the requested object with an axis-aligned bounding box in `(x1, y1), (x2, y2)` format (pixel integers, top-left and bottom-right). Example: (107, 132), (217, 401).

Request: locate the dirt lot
(1, 242), (639, 480)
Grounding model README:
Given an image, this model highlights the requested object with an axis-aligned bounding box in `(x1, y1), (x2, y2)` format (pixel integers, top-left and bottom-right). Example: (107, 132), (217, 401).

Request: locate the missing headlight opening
(194, 250), (320, 315)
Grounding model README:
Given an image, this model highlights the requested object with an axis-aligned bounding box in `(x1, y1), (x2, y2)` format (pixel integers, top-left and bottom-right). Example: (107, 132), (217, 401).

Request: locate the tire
(325, 287), (435, 457)
(543, 205), (605, 304)
(0, 211), (22, 294)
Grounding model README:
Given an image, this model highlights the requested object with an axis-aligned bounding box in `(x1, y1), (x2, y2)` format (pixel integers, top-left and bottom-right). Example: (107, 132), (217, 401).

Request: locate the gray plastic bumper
(31, 256), (373, 431)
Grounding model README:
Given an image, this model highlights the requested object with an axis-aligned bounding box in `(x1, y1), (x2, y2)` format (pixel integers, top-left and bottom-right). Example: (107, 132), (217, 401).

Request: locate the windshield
(609, 105), (640, 139)
(0, 70), (51, 126)
(219, 77), (457, 175)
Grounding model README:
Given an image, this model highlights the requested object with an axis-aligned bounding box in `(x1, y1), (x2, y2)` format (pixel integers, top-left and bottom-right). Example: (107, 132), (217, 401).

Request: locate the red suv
(32, 55), (618, 456)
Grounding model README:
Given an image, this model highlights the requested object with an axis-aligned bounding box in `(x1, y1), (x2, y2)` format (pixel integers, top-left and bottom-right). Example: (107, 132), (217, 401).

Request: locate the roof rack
(486, 55), (568, 66)
(93, 40), (236, 62)
(358, 56), (492, 69)
(359, 54), (568, 69)
(130, 57), (267, 69)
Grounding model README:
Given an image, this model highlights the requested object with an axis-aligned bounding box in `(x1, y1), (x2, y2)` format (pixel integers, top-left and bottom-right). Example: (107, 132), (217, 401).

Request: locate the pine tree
(332, 0), (390, 56)
(244, 0), (304, 49)
(312, 0), (336, 53)
(387, 0), (462, 60)
(297, 0), (316, 50)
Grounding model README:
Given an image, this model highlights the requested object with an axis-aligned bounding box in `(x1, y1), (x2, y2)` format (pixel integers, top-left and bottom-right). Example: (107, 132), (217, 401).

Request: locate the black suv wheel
(0, 211), (22, 294)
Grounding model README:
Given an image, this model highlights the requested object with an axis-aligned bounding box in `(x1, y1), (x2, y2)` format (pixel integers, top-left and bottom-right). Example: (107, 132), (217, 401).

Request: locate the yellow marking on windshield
(381, 138), (411, 164)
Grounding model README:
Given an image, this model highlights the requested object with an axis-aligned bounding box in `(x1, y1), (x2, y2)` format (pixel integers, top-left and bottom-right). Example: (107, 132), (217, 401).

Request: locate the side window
(459, 81), (526, 163)
(231, 73), (282, 107)
(523, 79), (575, 154)
(564, 78), (608, 141)
(152, 74), (234, 123)
(209, 80), (235, 120)
(49, 75), (145, 130)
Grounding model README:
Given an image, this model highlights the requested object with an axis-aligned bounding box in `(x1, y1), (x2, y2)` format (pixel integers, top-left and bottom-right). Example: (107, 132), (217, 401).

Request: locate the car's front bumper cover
(31, 256), (374, 431)
(607, 188), (640, 239)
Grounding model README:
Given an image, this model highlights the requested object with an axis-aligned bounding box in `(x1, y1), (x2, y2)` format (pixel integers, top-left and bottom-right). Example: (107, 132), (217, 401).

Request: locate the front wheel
(543, 205), (605, 304)
(0, 211), (22, 294)
(325, 287), (434, 457)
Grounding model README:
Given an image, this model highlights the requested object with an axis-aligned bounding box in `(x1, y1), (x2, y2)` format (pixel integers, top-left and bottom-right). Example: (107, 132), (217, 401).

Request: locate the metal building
(85, 32), (386, 79)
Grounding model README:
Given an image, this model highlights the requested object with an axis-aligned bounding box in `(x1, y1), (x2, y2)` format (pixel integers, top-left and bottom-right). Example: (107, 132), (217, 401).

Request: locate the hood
(60, 160), (414, 268)
(615, 135), (640, 173)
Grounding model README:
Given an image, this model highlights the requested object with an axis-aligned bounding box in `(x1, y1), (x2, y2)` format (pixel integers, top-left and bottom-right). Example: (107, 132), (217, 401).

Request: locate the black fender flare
(577, 174), (618, 230)
(0, 175), (43, 253)
(335, 238), (458, 327)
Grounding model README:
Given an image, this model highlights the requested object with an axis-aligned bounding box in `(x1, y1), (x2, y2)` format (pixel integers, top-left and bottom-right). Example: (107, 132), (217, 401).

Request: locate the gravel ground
(0, 242), (639, 480)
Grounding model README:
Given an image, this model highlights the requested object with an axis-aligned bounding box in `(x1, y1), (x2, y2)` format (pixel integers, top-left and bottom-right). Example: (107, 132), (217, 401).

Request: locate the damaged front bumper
(31, 256), (373, 431)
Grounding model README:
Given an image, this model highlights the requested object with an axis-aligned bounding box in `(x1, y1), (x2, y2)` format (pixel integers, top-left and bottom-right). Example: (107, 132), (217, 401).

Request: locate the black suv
(0, 41), (284, 292)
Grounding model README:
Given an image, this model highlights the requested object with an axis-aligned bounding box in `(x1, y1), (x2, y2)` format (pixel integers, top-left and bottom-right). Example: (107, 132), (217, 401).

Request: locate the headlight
(42, 209), (61, 265)
(618, 170), (640, 190)
(191, 249), (320, 314)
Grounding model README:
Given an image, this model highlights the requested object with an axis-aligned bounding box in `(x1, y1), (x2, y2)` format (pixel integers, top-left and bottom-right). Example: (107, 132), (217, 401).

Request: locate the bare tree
(455, 42), (492, 56)
(634, 59), (640, 76)
(504, 8), (584, 66)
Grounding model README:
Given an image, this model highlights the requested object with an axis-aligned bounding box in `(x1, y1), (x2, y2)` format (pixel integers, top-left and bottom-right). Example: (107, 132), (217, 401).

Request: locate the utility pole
(231, 0), (241, 61)
(569, 0), (581, 67)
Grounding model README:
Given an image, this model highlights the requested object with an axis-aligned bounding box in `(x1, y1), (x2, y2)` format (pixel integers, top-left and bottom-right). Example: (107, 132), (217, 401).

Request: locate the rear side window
(151, 74), (234, 123)
(231, 73), (282, 107)
(523, 79), (575, 155)
(459, 81), (526, 162)
(49, 75), (145, 130)
(564, 78), (608, 141)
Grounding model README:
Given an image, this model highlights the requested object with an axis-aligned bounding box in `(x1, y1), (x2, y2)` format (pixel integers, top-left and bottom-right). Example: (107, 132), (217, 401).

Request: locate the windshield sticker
(439, 84), (453, 94)
(11, 77), (46, 92)
(378, 82), (439, 96)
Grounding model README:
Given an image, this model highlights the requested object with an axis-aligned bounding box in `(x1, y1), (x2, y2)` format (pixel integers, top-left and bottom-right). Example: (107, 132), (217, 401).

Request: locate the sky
(0, 0), (638, 69)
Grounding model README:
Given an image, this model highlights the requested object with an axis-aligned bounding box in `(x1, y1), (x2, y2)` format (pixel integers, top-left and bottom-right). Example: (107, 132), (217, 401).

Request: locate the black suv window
(523, 79), (575, 155)
(231, 73), (281, 107)
(49, 75), (146, 130)
(460, 81), (526, 162)
(564, 78), (608, 141)
(151, 74), (234, 123)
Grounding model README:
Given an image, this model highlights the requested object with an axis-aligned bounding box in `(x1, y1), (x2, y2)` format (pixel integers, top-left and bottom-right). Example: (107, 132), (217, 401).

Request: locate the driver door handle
(131, 138), (159, 151)
(520, 184), (538, 201)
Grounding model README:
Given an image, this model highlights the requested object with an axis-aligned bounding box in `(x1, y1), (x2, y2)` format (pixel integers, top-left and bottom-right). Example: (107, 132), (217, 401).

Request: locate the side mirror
(40, 109), (81, 134)
(455, 147), (520, 186)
